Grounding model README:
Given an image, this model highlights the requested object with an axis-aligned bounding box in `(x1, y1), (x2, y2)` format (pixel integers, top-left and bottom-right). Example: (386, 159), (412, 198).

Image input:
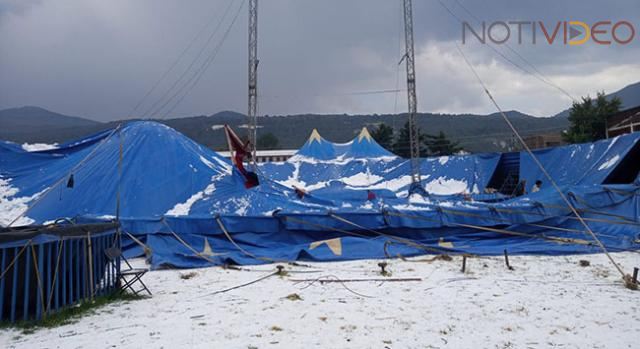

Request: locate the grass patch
(0, 292), (146, 334)
(284, 293), (302, 301)
(180, 271), (198, 280)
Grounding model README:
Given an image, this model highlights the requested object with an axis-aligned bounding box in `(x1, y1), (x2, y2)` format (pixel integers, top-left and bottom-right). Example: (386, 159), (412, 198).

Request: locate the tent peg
(504, 249), (514, 271)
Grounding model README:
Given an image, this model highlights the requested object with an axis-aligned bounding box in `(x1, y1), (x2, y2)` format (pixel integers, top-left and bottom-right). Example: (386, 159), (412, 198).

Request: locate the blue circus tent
(2, 121), (640, 269)
(291, 127), (396, 161)
(261, 126), (501, 197)
(292, 129), (337, 161)
(344, 127), (396, 159)
(0, 121), (232, 226)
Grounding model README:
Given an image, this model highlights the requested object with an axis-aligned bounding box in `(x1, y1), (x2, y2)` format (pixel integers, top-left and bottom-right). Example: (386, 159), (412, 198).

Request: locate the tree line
(255, 91), (624, 152)
(371, 121), (463, 157)
(563, 92), (622, 143)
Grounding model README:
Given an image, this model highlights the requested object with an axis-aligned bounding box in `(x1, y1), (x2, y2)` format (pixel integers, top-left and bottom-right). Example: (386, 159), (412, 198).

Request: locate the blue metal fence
(0, 223), (119, 323)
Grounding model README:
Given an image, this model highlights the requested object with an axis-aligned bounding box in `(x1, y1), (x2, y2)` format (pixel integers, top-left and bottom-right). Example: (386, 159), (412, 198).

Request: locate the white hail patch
(2, 253), (637, 348)
(165, 175), (222, 216)
(276, 161), (307, 189)
(340, 172), (383, 187)
(424, 177), (468, 195)
(597, 155), (621, 171)
(21, 142), (59, 152)
(0, 176), (46, 227)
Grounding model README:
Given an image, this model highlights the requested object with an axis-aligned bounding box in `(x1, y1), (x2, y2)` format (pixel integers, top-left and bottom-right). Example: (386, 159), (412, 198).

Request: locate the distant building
(218, 149), (296, 163)
(606, 105), (640, 138)
(522, 132), (565, 150)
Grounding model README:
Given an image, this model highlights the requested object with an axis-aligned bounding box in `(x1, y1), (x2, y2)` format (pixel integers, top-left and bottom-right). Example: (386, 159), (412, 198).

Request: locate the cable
(297, 274), (375, 298)
(141, 0), (238, 119)
(0, 239), (32, 280)
(393, 0), (404, 129)
(160, 218), (217, 264)
(200, 270), (278, 297)
(158, 0), (247, 119)
(451, 0), (576, 101)
(455, 43), (627, 279)
(8, 125), (123, 227)
(126, 1), (230, 119)
(386, 125), (568, 147)
(215, 216), (278, 263)
(259, 89), (405, 100)
(437, 0), (576, 102)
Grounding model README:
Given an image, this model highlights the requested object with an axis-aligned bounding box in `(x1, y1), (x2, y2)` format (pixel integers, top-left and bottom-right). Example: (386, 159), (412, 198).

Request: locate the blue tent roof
(292, 127), (396, 161)
(1, 121), (232, 225)
(344, 127), (396, 159)
(293, 129), (337, 160)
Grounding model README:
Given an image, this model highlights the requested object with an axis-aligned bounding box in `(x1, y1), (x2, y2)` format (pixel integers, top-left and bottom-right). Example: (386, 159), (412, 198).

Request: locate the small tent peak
(356, 127), (373, 143)
(308, 129), (324, 144)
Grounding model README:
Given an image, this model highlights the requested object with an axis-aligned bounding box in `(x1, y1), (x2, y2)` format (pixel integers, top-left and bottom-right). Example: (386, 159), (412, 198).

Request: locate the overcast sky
(0, 0), (639, 121)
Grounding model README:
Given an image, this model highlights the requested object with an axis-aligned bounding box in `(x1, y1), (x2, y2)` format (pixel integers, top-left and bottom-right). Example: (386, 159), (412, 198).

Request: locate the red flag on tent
(367, 190), (376, 201)
(224, 125), (259, 188)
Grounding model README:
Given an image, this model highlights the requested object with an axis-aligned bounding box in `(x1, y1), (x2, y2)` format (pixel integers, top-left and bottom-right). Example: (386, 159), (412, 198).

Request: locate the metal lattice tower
(403, 0), (422, 187)
(248, 0), (259, 161)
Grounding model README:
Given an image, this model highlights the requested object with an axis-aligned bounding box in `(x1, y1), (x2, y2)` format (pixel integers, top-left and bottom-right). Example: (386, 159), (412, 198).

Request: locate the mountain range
(1, 81), (639, 153)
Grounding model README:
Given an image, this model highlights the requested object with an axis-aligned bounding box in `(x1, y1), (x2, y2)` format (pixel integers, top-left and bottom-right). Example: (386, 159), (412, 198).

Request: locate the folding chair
(105, 247), (152, 296)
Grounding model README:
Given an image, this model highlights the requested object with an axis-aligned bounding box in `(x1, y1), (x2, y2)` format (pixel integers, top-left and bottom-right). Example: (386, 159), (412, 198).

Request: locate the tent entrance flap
(603, 140), (640, 184)
(486, 152), (520, 195)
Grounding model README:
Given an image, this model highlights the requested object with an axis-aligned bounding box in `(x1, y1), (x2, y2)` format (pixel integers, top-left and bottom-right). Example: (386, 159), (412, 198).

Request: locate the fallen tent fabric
(139, 183), (640, 268)
(520, 133), (640, 190)
(1, 121), (639, 269)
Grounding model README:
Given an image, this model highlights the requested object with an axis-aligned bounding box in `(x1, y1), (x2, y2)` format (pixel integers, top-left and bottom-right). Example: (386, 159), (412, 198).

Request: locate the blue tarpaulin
(1, 121), (639, 269)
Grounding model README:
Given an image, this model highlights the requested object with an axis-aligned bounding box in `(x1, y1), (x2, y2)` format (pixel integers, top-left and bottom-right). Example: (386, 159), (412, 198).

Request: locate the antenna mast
(402, 0), (422, 191)
(247, 0), (259, 162)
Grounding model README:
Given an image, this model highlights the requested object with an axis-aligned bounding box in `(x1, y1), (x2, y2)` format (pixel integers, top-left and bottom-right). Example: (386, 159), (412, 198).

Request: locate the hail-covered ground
(1, 252), (638, 349)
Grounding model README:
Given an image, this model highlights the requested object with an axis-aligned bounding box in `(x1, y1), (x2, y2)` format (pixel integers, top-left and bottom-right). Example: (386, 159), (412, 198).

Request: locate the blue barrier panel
(0, 250), (5, 321)
(0, 223), (119, 323)
(36, 243), (44, 320)
(10, 247), (19, 322)
(23, 246), (31, 321)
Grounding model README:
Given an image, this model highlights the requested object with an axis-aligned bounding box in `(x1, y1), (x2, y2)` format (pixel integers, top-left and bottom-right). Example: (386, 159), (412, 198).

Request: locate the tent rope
(0, 239), (33, 280)
(160, 218), (217, 264)
(280, 213), (451, 255)
(46, 239), (64, 313)
(8, 124), (123, 227)
(199, 270), (279, 298)
(489, 204), (640, 227)
(124, 231), (152, 257)
(385, 211), (597, 247)
(215, 216), (276, 263)
(328, 212), (454, 255)
(86, 232), (95, 299)
(30, 244), (47, 318)
(429, 204), (623, 239)
(455, 43), (627, 279)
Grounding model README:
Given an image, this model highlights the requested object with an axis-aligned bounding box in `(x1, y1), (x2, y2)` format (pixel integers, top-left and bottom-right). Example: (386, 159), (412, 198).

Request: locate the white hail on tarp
(597, 155), (621, 171)
(0, 176), (46, 227)
(21, 142), (59, 152)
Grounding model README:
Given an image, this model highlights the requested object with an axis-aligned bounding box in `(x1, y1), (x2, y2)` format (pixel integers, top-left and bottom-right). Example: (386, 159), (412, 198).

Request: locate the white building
(217, 149), (296, 163)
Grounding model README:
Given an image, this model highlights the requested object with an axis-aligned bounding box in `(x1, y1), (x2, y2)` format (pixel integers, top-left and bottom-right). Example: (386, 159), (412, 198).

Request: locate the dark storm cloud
(0, 0), (41, 17)
(0, 0), (638, 121)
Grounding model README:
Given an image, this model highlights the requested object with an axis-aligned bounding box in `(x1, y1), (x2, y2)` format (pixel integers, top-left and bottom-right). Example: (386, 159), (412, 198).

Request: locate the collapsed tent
(1, 122), (639, 269)
(262, 128), (501, 198)
(520, 134), (640, 188)
(0, 122), (231, 226)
